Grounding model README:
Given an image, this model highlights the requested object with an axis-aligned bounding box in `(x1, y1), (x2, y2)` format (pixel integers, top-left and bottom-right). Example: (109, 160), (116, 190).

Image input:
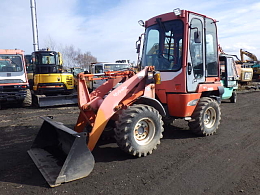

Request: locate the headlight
(154, 72), (161, 84)
(147, 71), (161, 84)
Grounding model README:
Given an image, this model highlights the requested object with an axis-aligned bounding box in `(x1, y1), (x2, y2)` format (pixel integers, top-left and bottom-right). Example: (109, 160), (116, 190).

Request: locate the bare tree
(61, 45), (80, 68)
(43, 35), (58, 51)
(43, 37), (97, 70)
(75, 52), (97, 70)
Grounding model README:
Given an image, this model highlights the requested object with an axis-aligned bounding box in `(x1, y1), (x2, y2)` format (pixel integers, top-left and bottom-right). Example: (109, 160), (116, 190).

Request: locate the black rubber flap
(28, 116), (95, 187)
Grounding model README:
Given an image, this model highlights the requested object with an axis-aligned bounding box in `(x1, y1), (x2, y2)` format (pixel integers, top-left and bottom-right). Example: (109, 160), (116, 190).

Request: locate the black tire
(230, 91), (237, 103)
(28, 79), (34, 90)
(114, 104), (164, 157)
(188, 97), (221, 136)
(22, 89), (32, 107)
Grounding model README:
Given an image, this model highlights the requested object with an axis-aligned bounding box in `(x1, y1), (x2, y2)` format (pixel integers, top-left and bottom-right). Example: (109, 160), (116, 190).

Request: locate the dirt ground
(0, 91), (260, 195)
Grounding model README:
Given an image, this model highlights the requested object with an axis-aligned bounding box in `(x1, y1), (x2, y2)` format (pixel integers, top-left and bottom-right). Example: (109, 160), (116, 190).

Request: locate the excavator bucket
(28, 116), (95, 187)
(35, 94), (78, 107)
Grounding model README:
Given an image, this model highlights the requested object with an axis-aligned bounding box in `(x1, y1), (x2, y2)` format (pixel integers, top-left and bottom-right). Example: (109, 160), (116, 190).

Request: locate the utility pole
(30, 0), (39, 51)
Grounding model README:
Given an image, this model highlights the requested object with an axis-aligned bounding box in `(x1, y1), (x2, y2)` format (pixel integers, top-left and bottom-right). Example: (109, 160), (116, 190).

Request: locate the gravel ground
(0, 91), (260, 195)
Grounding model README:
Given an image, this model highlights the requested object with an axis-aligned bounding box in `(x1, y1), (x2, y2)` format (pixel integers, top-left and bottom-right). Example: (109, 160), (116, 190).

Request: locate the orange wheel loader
(28, 9), (225, 187)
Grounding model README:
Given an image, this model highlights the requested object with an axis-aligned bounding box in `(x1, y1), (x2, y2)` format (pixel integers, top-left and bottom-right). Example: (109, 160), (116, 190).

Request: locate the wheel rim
(204, 107), (216, 129)
(134, 117), (155, 145)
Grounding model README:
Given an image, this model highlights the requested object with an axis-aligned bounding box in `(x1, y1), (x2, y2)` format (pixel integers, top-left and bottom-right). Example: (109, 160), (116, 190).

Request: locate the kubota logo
(113, 86), (127, 96)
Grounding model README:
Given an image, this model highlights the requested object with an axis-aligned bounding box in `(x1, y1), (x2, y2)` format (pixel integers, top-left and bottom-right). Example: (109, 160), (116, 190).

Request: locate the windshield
(0, 55), (23, 72)
(34, 52), (57, 65)
(72, 68), (84, 75)
(95, 64), (130, 73)
(104, 64), (129, 71)
(141, 20), (184, 71)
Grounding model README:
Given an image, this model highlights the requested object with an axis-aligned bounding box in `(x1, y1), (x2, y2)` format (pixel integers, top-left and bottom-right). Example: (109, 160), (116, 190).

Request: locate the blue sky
(0, 0), (259, 64)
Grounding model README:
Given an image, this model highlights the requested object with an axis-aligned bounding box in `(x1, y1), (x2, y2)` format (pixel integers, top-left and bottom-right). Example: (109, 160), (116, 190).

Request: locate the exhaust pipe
(28, 116), (94, 187)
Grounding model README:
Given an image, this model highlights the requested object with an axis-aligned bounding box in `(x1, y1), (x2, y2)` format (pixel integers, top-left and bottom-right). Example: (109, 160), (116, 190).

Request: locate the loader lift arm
(75, 66), (154, 151)
(27, 66), (157, 187)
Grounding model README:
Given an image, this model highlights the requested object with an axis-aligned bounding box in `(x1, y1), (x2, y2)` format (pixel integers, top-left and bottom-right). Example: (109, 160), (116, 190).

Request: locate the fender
(138, 96), (166, 117)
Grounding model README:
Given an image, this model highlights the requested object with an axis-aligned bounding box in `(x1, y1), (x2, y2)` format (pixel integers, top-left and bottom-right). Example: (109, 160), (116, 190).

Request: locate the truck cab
(0, 49), (31, 108)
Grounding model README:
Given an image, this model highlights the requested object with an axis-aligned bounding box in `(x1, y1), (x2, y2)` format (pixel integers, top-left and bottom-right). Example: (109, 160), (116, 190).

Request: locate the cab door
(186, 14), (205, 92)
(222, 56), (238, 88)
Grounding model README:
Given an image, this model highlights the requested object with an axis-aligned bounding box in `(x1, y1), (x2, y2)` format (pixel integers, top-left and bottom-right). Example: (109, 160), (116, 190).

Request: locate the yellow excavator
(29, 49), (77, 107)
(240, 49), (260, 78)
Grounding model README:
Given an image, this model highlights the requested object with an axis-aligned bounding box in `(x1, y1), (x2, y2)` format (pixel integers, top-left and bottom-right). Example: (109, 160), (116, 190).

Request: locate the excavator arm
(240, 49), (258, 62)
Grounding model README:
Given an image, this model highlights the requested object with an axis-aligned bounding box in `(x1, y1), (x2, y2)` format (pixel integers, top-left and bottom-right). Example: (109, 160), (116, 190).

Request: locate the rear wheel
(188, 97), (221, 136)
(230, 91), (237, 103)
(114, 104), (164, 157)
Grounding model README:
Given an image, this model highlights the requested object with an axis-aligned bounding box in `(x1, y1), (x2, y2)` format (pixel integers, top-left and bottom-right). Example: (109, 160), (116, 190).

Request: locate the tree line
(43, 37), (97, 70)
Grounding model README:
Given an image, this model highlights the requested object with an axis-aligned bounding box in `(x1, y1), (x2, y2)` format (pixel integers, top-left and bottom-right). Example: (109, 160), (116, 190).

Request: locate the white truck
(94, 62), (131, 73)
(0, 49), (32, 108)
(90, 62), (131, 89)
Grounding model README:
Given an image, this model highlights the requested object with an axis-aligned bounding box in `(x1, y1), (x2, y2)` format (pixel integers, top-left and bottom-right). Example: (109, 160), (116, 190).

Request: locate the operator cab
(32, 50), (62, 74)
(139, 9), (219, 93)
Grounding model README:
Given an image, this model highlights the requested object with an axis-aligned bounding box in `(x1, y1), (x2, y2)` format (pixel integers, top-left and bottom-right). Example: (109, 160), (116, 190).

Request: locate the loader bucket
(28, 116), (94, 187)
(36, 94), (78, 107)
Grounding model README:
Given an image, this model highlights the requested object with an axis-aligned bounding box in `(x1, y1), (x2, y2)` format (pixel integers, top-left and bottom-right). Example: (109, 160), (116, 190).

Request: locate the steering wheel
(154, 54), (173, 70)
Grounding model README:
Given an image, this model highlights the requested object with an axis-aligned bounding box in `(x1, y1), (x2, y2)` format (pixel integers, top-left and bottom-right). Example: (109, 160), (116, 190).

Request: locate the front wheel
(188, 97), (221, 136)
(230, 91), (237, 103)
(114, 104), (164, 157)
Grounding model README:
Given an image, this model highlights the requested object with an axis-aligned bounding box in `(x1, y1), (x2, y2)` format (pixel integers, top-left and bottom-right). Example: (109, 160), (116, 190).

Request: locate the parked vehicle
(219, 54), (239, 103)
(240, 49), (260, 79)
(94, 62), (131, 73)
(0, 49), (32, 108)
(219, 46), (253, 84)
(28, 49), (77, 107)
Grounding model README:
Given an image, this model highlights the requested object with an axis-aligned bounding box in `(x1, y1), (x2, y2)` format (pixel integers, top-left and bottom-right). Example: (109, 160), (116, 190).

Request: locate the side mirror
(136, 43), (140, 54)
